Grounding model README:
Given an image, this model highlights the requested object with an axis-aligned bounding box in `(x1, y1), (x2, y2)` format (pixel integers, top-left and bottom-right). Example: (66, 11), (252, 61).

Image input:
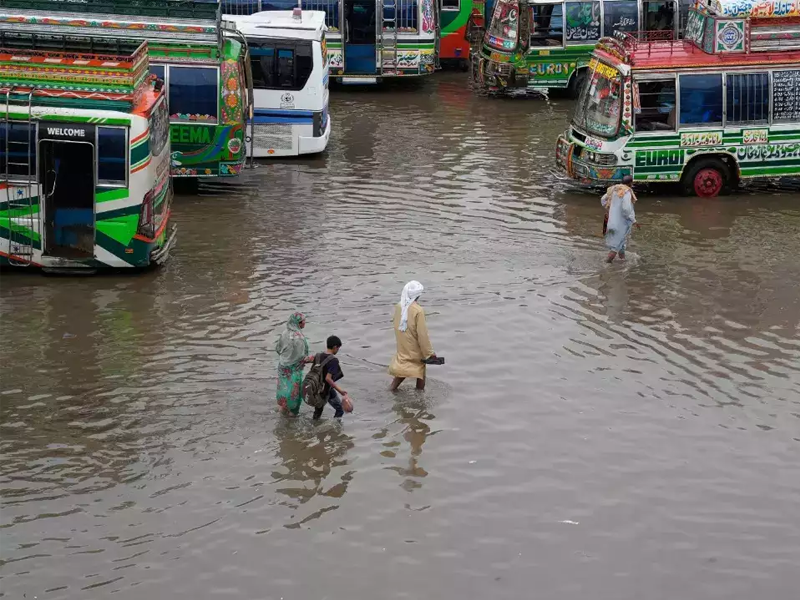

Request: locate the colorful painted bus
(223, 0), (438, 82)
(440, 0), (485, 67)
(555, 0), (800, 197)
(225, 9), (331, 157)
(476, 0), (684, 93)
(1, 0), (252, 179)
(0, 35), (174, 271)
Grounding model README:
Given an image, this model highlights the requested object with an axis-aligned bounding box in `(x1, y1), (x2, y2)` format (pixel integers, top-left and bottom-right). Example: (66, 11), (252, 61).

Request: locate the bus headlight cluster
(585, 151), (617, 166)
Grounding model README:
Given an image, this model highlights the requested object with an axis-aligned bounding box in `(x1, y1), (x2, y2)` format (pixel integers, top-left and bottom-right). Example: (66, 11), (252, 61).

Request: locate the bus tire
(681, 157), (730, 198)
(568, 69), (587, 99)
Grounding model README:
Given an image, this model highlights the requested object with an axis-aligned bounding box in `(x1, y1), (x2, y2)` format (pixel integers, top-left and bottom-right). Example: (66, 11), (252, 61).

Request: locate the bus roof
(1, 0), (220, 21)
(706, 0), (800, 19)
(596, 39), (800, 71)
(225, 10), (326, 41)
(0, 38), (157, 113)
(0, 1), (222, 46)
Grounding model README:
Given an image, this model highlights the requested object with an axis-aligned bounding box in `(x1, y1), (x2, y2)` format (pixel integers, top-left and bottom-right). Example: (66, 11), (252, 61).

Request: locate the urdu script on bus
(735, 143), (800, 160)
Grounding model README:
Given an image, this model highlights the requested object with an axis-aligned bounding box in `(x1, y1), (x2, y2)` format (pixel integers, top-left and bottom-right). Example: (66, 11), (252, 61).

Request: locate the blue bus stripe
(250, 116), (313, 124)
(253, 108), (315, 117)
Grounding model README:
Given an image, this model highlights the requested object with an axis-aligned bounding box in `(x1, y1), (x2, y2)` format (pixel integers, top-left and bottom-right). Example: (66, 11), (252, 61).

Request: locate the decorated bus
(225, 9), (331, 157)
(555, 0), (800, 197)
(223, 0), (438, 83)
(441, 0), (486, 67)
(0, 0), (252, 179)
(0, 35), (174, 272)
(476, 0), (684, 93)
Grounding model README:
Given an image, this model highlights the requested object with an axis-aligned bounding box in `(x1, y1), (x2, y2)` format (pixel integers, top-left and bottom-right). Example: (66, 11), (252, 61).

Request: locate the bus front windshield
(485, 0), (519, 51)
(574, 61), (623, 138)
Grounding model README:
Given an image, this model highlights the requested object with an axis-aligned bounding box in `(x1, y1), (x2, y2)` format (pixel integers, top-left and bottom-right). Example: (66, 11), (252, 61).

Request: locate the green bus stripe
(96, 188), (129, 203)
(740, 158), (800, 168)
(636, 166), (683, 173)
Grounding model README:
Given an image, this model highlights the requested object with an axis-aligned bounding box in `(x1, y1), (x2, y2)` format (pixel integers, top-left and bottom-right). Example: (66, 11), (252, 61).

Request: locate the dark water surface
(2, 73), (799, 599)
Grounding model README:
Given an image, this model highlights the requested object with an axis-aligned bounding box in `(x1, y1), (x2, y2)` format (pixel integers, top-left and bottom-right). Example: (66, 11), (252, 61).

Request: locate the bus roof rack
(0, 37), (153, 112)
(0, 1), (223, 47)
(0, 0), (220, 20)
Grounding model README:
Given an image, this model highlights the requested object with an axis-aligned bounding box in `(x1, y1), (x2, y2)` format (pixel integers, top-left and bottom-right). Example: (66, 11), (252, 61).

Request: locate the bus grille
(253, 124), (293, 151)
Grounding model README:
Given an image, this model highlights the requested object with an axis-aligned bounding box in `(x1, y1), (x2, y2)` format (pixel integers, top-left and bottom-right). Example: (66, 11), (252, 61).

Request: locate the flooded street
(2, 72), (799, 599)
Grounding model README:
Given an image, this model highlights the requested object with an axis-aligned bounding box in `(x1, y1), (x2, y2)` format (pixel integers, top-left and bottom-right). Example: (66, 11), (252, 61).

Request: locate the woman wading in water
(389, 281), (437, 391)
(275, 312), (312, 415)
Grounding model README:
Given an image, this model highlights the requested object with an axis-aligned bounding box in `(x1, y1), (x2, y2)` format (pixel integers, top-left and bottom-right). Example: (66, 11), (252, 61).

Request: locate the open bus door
(39, 129), (95, 260)
(343, 0), (378, 75)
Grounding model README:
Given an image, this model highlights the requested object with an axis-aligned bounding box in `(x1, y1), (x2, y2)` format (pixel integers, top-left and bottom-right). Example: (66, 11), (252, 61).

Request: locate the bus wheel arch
(568, 68), (588, 98)
(680, 154), (738, 198)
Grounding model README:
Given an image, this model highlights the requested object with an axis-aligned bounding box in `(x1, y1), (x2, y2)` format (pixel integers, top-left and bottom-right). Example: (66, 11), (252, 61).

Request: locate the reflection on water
(1, 73), (799, 599)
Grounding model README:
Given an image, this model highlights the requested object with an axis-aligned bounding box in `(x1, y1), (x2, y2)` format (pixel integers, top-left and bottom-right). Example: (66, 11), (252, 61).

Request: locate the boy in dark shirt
(313, 336), (350, 420)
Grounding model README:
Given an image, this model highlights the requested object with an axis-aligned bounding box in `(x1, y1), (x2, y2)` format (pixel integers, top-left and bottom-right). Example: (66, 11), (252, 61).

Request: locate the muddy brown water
(1, 73), (799, 599)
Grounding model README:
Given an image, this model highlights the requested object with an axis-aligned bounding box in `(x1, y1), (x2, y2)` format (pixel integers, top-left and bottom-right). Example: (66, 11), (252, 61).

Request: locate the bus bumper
(555, 134), (631, 183)
(150, 223), (177, 266)
(299, 116), (331, 156)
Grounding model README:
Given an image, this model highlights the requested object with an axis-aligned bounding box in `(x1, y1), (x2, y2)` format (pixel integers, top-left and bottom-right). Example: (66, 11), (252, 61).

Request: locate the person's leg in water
(328, 392), (344, 418)
(416, 378), (425, 390)
(606, 251), (617, 263)
(618, 242), (626, 261)
(390, 377), (405, 391)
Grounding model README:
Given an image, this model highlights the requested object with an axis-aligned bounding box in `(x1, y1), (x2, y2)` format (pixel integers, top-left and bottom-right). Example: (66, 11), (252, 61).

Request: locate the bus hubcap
(694, 168), (723, 198)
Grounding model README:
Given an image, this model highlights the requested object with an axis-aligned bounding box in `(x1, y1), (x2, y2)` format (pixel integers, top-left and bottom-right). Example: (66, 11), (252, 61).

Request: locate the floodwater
(1, 73), (799, 599)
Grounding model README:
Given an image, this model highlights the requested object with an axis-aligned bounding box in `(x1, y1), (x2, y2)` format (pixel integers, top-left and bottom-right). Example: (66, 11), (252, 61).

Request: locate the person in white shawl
(389, 281), (437, 391)
(601, 175), (641, 263)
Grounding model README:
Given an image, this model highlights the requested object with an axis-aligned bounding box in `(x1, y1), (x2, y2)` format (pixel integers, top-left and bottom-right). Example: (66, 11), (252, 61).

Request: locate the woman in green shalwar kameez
(275, 312), (310, 415)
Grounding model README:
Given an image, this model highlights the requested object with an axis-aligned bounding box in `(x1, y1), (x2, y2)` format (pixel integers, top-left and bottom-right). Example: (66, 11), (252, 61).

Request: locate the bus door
(343, 0), (377, 74)
(38, 128), (95, 259)
(642, 0), (677, 34)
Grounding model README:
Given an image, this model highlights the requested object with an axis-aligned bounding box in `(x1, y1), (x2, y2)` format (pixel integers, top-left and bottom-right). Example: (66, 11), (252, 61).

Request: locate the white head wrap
(399, 281), (424, 332)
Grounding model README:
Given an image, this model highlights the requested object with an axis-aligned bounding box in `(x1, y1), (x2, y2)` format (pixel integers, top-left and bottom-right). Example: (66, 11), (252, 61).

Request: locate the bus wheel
(682, 158), (730, 198)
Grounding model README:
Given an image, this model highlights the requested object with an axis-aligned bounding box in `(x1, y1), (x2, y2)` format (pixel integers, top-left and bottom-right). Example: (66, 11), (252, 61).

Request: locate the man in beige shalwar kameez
(389, 281), (436, 391)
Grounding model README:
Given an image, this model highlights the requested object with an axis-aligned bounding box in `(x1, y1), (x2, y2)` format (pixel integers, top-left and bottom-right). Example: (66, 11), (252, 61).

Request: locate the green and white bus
(476, 0), (683, 94)
(1, 0), (253, 179)
(0, 36), (174, 272)
(556, 0), (800, 196)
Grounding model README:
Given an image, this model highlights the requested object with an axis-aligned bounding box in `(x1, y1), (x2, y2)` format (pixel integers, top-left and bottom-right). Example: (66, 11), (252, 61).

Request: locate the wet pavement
(1, 72), (799, 599)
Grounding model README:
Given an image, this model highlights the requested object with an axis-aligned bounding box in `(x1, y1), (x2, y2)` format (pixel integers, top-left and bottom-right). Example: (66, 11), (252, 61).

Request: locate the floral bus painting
(1, 0), (253, 179)
(223, 0), (438, 83)
(555, 0), (800, 197)
(0, 36), (174, 272)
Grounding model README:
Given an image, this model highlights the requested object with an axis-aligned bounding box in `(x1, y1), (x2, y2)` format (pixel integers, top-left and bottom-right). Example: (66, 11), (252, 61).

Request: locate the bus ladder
(4, 87), (37, 267)
(433, 0), (441, 70)
(380, 0), (399, 75)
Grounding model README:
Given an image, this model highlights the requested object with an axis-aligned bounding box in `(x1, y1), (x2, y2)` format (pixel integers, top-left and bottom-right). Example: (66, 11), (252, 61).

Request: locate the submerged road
(1, 73), (799, 599)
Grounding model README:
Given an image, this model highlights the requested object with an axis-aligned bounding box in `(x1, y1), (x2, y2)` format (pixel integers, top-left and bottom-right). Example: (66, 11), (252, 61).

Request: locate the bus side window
(635, 80), (676, 132)
(679, 74), (723, 126)
(643, 1), (675, 32)
(442, 0), (460, 9)
(168, 66), (219, 122)
(97, 127), (127, 186)
(296, 44), (314, 90)
(250, 47), (275, 88)
(565, 2), (601, 44)
(531, 4), (564, 47)
(277, 49), (295, 88)
(726, 73), (769, 125)
(0, 123), (36, 178)
(602, 0), (638, 37)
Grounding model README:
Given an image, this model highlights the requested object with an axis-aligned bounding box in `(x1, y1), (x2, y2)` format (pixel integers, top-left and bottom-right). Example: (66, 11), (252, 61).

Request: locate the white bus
(225, 9), (331, 157)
